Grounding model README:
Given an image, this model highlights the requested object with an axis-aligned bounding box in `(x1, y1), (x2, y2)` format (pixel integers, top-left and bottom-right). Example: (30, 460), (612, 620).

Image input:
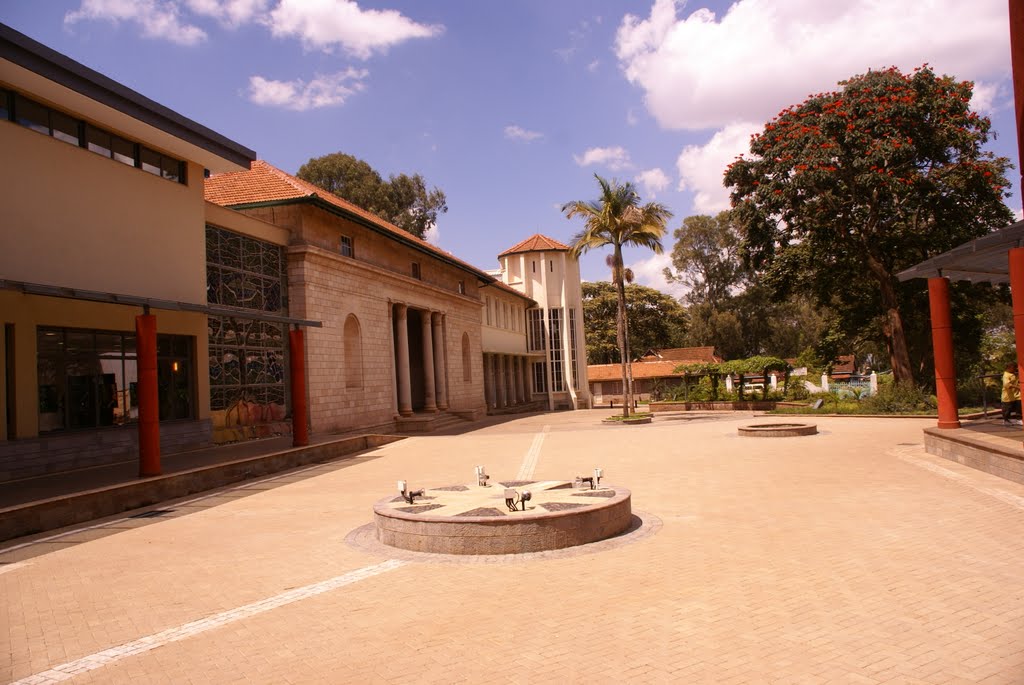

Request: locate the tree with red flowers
(726, 65), (1013, 384)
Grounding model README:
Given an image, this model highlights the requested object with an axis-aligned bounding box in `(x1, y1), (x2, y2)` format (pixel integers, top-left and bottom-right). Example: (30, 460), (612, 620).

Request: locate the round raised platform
(373, 481), (632, 555)
(738, 422), (817, 437)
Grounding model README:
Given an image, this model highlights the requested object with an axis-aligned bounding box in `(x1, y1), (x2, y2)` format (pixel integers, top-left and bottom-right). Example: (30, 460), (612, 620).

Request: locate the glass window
(111, 135), (135, 167)
(15, 94), (49, 135)
(533, 362), (547, 394)
(36, 327), (193, 433)
(0, 89), (9, 121)
(411, 262), (421, 279)
(86, 125), (112, 157)
(339, 235), (354, 257)
(51, 110), (80, 145)
(161, 156), (182, 183)
(140, 146), (161, 176)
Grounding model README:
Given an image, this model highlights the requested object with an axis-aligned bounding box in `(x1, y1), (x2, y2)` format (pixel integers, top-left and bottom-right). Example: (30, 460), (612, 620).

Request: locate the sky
(1, 0), (1020, 298)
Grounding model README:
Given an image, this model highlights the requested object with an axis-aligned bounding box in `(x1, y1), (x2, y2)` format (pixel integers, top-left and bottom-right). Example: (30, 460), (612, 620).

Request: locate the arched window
(344, 314), (363, 389)
(462, 332), (472, 382)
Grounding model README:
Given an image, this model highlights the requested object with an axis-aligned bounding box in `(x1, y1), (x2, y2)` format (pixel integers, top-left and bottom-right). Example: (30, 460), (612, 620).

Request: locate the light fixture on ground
(397, 480), (425, 505)
(475, 465), (490, 487)
(504, 488), (531, 512)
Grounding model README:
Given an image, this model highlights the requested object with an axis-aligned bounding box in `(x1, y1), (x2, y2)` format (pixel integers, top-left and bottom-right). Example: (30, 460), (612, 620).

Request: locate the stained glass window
(206, 225), (288, 414)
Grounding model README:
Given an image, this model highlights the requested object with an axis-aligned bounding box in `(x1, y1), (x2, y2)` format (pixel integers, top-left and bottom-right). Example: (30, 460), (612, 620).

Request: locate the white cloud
(247, 68), (368, 110)
(626, 108), (639, 126)
(971, 81), (1001, 115)
(574, 146), (632, 171)
(185, 0), (269, 27)
(676, 121), (758, 214)
(423, 224), (441, 245)
(615, 0), (1011, 131)
(587, 59), (601, 73)
(65, 0), (207, 45)
(504, 125), (543, 142)
(266, 0), (443, 59)
(635, 168), (670, 198)
(628, 252), (689, 299)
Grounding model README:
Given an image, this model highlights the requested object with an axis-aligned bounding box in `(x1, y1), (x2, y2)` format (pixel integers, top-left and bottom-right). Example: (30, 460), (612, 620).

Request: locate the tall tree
(582, 281), (688, 365)
(664, 211), (747, 307)
(563, 175), (673, 416)
(725, 65), (1013, 384)
(296, 152), (448, 239)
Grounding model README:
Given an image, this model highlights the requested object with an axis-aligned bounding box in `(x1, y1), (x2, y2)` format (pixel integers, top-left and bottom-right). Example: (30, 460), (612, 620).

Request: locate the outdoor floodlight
(475, 465), (490, 487)
(397, 480), (424, 504)
(504, 488), (530, 512)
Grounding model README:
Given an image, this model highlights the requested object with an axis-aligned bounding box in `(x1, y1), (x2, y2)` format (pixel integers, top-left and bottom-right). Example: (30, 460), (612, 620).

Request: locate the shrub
(860, 382), (935, 414)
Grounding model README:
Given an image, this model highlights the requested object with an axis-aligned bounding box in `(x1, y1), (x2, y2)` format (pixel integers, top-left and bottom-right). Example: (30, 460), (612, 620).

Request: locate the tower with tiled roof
(492, 234), (591, 410)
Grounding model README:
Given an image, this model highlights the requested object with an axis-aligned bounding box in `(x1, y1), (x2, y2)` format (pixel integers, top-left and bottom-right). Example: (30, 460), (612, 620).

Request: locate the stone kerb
(373, 484), (632, 555)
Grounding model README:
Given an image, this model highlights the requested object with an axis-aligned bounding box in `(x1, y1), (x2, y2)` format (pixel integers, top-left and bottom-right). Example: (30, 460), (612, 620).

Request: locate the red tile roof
(205, 160), (493, 280)
(641, 347), (722, 363)
(498, 234), (571, 257)
(587, 361), (686, 382)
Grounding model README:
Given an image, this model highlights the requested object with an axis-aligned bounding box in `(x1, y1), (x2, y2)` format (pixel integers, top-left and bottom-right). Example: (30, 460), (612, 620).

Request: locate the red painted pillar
(136, 311), (161, 476)
(928, 277), (960, 429)
(289, 326), (309, 447)
(1010, 250), (1024, 411)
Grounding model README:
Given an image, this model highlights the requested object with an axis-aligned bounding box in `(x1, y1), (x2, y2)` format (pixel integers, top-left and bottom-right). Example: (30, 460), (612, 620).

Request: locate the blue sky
(2, 1), (1019, 296)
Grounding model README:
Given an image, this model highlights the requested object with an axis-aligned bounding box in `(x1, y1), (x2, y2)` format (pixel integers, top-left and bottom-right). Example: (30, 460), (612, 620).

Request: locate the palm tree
(563, 175), (673, 417)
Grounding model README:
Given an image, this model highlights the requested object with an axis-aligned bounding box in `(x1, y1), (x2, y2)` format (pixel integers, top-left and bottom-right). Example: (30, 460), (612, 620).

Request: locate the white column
(725, 374), (734, 393)
(395, 304), (413, 417)
(432, 313), (448, 410)
(869, 371), (878, 395)
(821, 373), (830, 392)
(421, 310), (437, 413)
(769, 374), (778, 391)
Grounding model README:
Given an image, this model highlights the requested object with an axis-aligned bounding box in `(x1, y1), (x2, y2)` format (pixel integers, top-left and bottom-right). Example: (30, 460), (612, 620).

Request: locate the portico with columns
(391, 303), (451, 417)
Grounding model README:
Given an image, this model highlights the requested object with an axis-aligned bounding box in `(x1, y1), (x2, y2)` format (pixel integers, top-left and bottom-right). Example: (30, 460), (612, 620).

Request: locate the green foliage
(582, 281), (687, 365)
(859, 382), (936, 414)
(296, 152), (448, 238)
(725, 65), (1014, 385)
(784, 382), (810, 400)
(664, 211), (746, 307)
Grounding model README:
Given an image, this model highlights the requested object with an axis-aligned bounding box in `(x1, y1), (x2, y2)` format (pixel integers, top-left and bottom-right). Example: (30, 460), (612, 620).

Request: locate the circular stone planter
(373, 481), (632, 555)
(738, 422), (817, 437)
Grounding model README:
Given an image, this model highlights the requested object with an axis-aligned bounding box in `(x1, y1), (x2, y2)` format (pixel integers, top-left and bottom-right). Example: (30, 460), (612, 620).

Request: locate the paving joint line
(8, 559), (407, 685)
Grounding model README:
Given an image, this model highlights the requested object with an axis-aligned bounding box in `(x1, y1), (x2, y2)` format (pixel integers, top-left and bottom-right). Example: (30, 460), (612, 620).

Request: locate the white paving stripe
(9, 559), (407, 685)
(895, 446), (1024, 511)
(516, 425), (550, 480)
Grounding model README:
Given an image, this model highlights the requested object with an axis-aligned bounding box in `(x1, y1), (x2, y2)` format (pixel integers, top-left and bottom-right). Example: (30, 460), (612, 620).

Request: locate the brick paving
(3, 411), (1024, 684)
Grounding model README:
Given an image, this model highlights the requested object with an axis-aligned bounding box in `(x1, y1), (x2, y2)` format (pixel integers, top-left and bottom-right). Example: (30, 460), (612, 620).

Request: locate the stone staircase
(395, 411), (473, 434)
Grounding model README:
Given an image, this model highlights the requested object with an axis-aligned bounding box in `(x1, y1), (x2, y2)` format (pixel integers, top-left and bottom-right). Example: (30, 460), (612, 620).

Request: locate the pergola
(897, 221), (1024, 429)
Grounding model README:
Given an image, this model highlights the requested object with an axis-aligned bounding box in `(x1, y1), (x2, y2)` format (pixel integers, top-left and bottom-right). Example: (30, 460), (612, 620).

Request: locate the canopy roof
(897, 221), (1024, 284)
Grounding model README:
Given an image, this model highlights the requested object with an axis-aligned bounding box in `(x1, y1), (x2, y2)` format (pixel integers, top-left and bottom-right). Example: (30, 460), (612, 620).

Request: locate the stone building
(490, 235), (591, 410)
(0, 23), (594, 484)
(204, 161), (493, 434)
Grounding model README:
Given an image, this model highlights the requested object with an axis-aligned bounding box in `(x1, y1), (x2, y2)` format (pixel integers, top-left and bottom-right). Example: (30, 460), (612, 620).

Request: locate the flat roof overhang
(1, 279), (322, 328)
(0, 23), (256, 173)
(896, 220), (1024, 284)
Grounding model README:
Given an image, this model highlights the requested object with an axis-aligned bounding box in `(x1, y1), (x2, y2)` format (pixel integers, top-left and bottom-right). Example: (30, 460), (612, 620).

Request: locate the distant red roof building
(641, 347), (723, 364)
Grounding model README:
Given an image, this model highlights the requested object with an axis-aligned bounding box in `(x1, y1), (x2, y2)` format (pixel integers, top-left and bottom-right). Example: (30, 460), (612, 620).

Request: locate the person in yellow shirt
(1001, 363), (1021, 426)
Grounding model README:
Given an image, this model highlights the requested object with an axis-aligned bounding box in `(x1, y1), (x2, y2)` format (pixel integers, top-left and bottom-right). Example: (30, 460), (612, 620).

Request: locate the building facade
(204, 161), (492, 435)
(491, 235), (591, 410)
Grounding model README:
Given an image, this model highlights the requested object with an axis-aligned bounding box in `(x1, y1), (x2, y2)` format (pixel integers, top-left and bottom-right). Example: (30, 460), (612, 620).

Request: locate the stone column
(432, 313), (448, 410)
(135, 309), (160, 476)
(395, 304), (413, 417)
(497, 355), (507, 408)
(514, 357), (524, 404)
(421, 310), (437, 413)
(506, 356), (516, 405)
(522, 357), (531, 402)
(483, 354), (494, 409)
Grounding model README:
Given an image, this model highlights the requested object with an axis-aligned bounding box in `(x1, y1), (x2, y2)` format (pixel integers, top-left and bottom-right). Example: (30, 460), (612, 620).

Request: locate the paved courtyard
(3, 411), (1024, 684)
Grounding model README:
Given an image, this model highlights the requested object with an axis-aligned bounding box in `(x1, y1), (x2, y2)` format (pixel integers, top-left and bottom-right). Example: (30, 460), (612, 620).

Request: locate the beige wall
(0, 121), (207, 303)
(480, 285), (529, 355)
(0, 291), (208, 440)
